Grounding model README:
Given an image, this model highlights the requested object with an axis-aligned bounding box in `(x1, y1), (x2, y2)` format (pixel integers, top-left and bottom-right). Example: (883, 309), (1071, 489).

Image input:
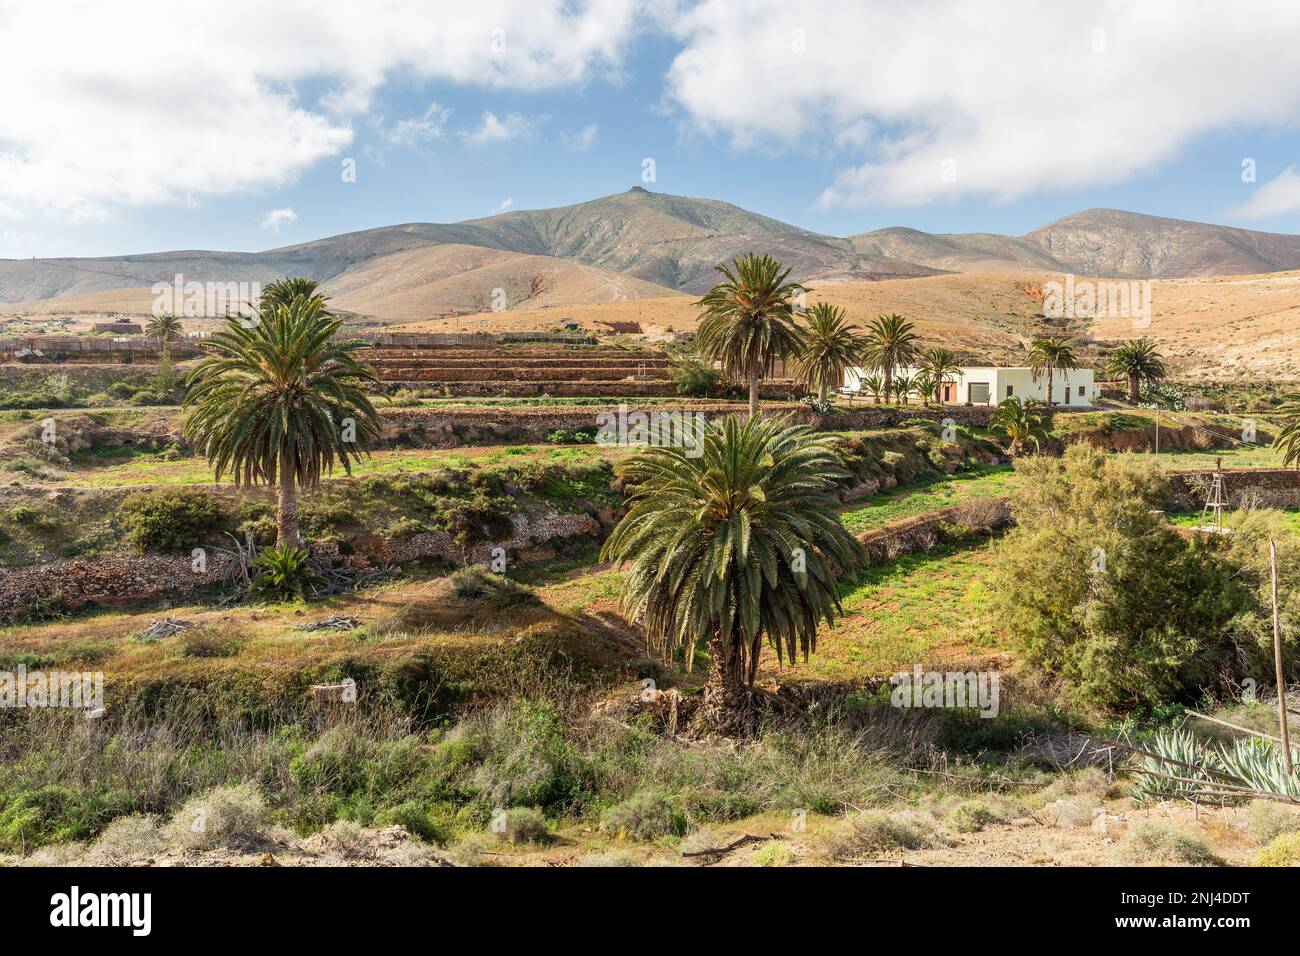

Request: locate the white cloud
(0, 0), (638, 219)
(660, 0), (1300, 207)
(561, 123), (600, 151)
(460, 111), (545, 147)
(386, 102), (452, 148)
(260, 208), (298, 233)
(1233, 167), (1300, 219)
(495, 197), (514, 212)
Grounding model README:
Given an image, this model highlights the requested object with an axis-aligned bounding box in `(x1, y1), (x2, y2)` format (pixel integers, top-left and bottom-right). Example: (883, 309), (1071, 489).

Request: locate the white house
(841, 365), (1100, 408)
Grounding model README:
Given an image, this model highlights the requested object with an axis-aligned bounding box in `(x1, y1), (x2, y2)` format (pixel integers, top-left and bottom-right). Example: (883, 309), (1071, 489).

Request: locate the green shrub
(0, 785), (129, 852)
(496, 806), (550, 844)
(986, 446), (1281, 711)
(252, 545), (322, 601)
(669, 358), (721, 397)
(372, 800), (458, 845)
(120, 488), (227, 553)
(601, 791), (687, 841)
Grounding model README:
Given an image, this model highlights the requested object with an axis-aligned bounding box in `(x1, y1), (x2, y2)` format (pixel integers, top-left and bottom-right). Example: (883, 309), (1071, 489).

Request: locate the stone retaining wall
(1166, 468), (1300, 511)
(0, 507), (604, 617)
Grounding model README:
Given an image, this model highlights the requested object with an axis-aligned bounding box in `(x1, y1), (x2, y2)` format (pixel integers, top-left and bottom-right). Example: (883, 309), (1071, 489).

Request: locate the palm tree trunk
(819, 379), (829, 405)
(1128, 372), (1140, 403)
(882, 367), (893, 405)
(700, 628), (751, 735)
(1046, 367), (1054, 407)
(748, 371), (760, 419)
(276, 444), (300, 548)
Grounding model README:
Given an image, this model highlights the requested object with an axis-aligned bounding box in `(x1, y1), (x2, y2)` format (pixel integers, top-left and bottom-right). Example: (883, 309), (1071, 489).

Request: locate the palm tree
(921, 347), (962, 404)
(795, 303), (866, 404)
(145, 314), (184, 378)
(183, 293), (382, 547)
(861, 313), (919, 403)
(260, 276), (325, 312)
(1106, 339), (1166, 403)
(913, 371), (937, 407)
(1028, 337), (1079, 407)
(991, 397), (1047, 457)
(893, 372), (914, 405)
(1273, 408), (1300, 468)
(601, 415), (865, 735)
(696, 254), (807, 417)
(860, 374), (883, 404)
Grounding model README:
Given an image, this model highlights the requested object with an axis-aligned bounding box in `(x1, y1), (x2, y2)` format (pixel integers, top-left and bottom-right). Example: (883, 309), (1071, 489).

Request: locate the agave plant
(1132, 728), (1300, 804)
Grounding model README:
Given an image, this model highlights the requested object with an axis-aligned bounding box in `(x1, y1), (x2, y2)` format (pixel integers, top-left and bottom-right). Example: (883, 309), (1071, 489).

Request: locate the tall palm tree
(795, 303), (866, 404)
(1106, 339), (1166, 403)
(696, 254), (807, 417)
(991, 397), (1047, 457)
(145, 313), (184, 377)
(861, 313), (920, 403)
(1028, 337), (1079, 407)
(183, 294), (382, 547)
(920, 347), (962, 404)
(601, 415), (865, 735)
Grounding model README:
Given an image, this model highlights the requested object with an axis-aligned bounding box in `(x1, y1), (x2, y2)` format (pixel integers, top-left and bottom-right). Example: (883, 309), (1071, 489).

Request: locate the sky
(4, 0), (1300, 258)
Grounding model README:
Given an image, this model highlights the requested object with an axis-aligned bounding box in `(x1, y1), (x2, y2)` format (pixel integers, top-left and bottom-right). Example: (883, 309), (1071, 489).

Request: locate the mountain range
(5, 188), (1300, 320)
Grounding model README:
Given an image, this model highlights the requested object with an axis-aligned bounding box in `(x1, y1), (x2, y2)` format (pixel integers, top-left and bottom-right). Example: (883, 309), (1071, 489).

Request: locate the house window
(1005, 385), (1014, 397)
(969, 383), (991, 404)
(1078, 385), (1085, 396)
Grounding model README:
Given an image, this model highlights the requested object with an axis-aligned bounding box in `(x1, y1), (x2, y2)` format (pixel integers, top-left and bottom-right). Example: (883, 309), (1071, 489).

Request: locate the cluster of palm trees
(179, 256), (1179, 736)
(694, 252), (965, 413)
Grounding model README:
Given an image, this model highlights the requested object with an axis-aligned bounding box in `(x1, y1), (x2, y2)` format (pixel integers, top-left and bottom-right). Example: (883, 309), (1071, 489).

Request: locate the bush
(947, 799), (1014, 833)
(600, 791), (687, 841)
(1116, 821), (1220, 866)
(496, 806), (550, 844)
(165, 784), (270, 852)
(449, 567), (536, 608)
(669, 358), (721, 397)
(822, 811), (933, 861)
(754, 842), (795, 867)
(120, 488), (227, 554)
(83, 813), (164, 865)
(1244, 800), (1300, 846)
(986, 446), (1275, 711)
(1255, 832), (1300, 867)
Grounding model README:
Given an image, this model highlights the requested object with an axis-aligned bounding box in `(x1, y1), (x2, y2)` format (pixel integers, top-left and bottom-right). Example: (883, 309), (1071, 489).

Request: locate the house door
(941, 382), (955, 403)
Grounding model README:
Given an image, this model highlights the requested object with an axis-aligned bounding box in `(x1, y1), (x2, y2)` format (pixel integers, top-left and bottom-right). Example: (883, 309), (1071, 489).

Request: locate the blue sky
(5, 1), (1300, 259)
